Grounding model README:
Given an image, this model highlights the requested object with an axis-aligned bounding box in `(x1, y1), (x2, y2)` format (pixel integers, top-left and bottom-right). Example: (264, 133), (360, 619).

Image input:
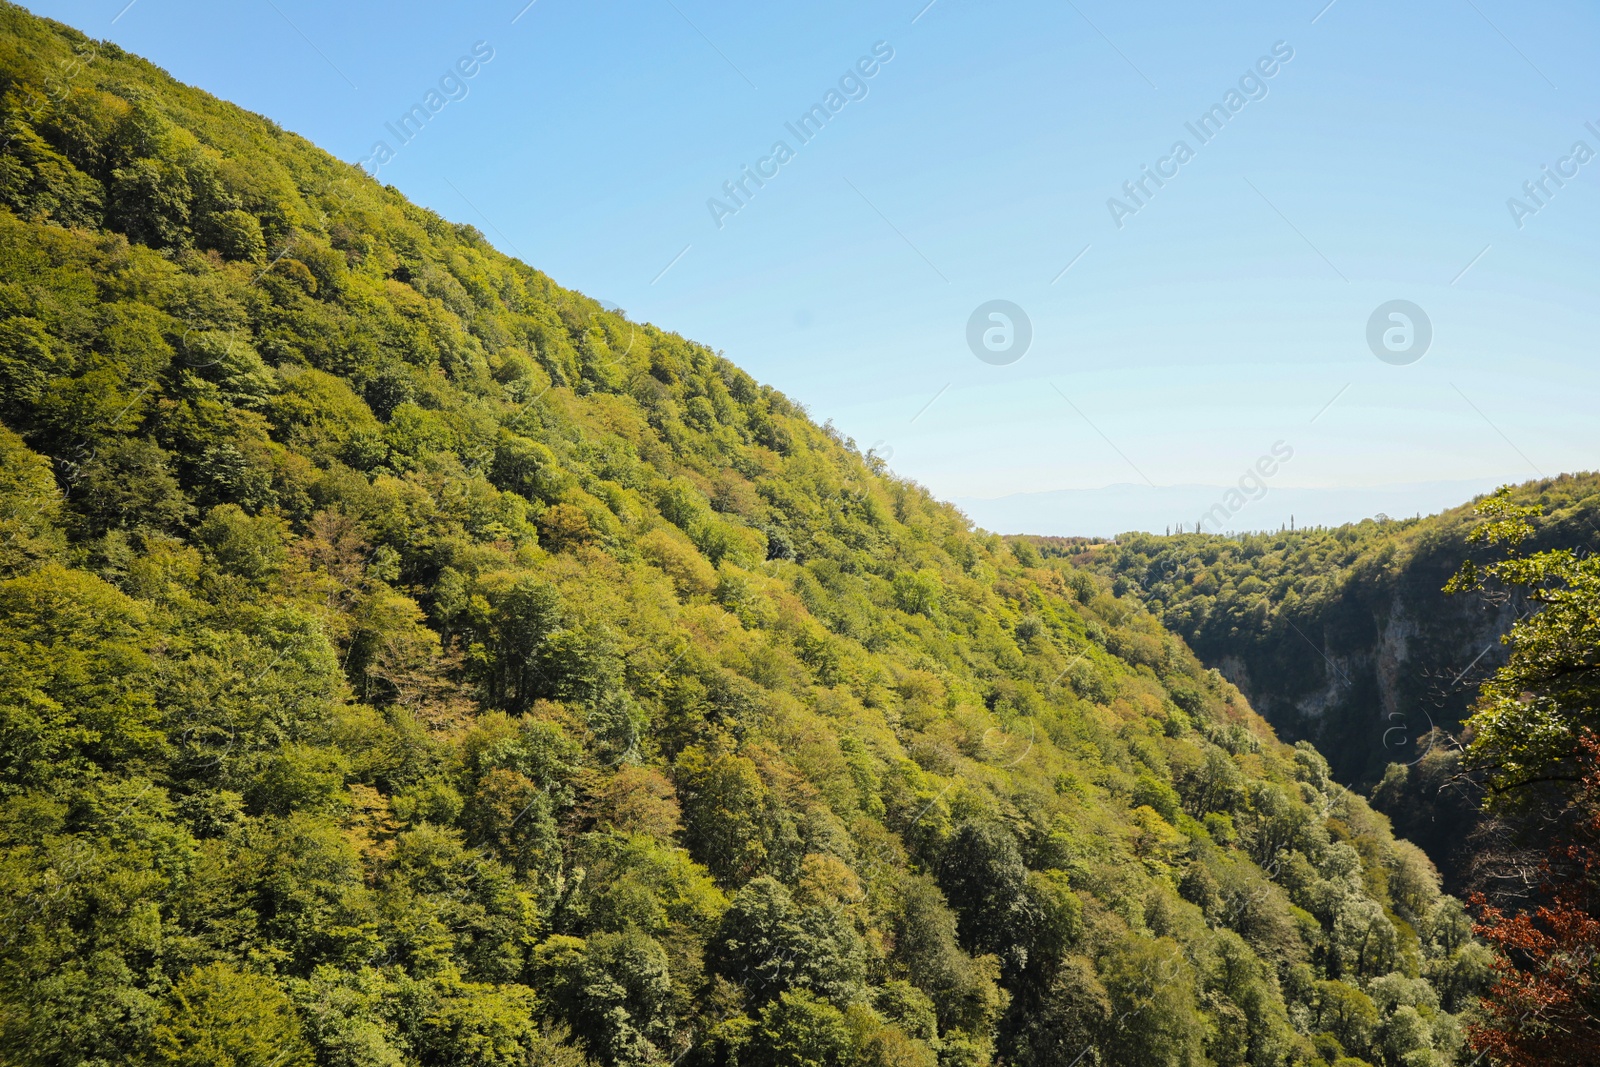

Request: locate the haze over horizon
(26, 0), (1600, 534)
(953, 476), (1517, 538)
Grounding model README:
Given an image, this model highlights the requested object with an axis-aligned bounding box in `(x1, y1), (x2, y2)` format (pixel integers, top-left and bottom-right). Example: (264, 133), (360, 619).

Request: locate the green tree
(1014, 955), (1111, 1067)
(890, 569), (941, 617)
(151, 963), (313, 1067)
(936, 821), (1030, 963)
(0, 316), (71, 420)
(467, 575), (565, 713)
(0, 424), (64, 574)
(749, 990), (852, 1067)
(1448, 486), (1600, 813)
(73, 437), (191, 537)
(417, 978), (545, 1067)
(1096, 936), (1205, 1067)
(534, 928), (674, 1067)
(204, 208), (266, 261)
(197, 504), (289, 583)
(1315, 980), (1378, 1061)
(675, 746), (773, 883)
(0, 564), (162, 787)
(890, 875), (1007, 1041)
(709, 876), (866, 1007)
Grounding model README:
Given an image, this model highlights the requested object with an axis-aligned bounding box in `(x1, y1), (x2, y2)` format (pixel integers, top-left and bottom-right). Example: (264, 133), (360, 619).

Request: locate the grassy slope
(0, 7), (1486, 1066)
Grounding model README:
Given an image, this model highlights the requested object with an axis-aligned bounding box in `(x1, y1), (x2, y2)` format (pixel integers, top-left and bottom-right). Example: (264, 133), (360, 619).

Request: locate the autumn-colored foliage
(1470, 733), (1600, 1065)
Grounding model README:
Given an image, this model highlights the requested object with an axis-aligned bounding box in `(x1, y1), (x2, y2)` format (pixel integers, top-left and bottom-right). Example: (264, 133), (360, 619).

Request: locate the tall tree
(1449, 487), (1600, 1062)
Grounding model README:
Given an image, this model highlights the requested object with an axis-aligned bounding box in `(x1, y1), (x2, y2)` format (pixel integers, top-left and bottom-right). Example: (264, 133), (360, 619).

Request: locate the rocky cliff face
(1239, 579), (1518, 790)
(1216, 584), (1520, 891)
(1064, 478), (1600, 890)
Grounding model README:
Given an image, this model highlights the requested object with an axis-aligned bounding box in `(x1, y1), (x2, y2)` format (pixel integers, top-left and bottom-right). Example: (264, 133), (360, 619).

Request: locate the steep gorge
(0, 7), (1492, 1066)
(1064, 474), (1600, 889)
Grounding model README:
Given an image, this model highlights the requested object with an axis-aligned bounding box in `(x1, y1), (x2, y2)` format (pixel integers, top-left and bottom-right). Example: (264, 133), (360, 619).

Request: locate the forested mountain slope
(0, 7), (1485, 1066)
(1058, 475), (1600, 889)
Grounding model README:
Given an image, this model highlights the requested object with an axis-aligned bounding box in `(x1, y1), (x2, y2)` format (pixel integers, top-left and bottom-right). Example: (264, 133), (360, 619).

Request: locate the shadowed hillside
(1059, 475), (1600, 890)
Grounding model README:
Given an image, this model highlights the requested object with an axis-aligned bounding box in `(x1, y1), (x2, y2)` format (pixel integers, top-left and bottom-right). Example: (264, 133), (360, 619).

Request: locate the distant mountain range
(956, 478), (1508, 538)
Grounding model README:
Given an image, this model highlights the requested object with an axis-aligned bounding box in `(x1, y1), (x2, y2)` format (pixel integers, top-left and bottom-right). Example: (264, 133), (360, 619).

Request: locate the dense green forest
(1053, 483), (1600, 1062)
(0, 7), (1493, 1067)
(1054, 477), (1600, 889)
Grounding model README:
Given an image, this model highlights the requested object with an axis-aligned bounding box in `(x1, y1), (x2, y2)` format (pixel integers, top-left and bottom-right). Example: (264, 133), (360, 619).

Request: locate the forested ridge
(1059, 476), (1600, 890)
(0, 7), (1487, 1067)
(1057, 485), (1600, 1064)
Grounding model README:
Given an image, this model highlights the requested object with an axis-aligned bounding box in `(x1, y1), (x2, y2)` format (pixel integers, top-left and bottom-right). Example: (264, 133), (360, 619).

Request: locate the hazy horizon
(952, 475), (1513, 538)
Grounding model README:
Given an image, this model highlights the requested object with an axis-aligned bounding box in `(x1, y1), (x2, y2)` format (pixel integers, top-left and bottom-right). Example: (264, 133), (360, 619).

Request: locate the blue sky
(31, 0), (1600, 533)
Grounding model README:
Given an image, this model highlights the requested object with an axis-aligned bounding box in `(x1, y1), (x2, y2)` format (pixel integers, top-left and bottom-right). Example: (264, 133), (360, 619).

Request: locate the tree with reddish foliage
(1468, 735), (1600, 1064)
